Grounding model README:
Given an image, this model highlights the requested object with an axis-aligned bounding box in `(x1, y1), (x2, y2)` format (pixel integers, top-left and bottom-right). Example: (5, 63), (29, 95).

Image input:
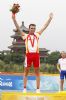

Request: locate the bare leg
(34, 68), (40, 89)
(23, 67), (30, 89)
(60, 79), (64, 91)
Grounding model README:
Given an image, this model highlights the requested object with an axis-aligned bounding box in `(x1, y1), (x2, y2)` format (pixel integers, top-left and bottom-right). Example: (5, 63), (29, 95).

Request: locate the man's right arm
(12, 13), (25, 36)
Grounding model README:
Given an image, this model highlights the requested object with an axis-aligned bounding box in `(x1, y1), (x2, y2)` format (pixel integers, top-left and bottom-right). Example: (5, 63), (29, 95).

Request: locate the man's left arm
(38, 13), (53, 35)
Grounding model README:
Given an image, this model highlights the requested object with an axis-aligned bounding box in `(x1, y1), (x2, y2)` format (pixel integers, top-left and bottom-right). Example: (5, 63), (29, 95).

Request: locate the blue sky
(0, 0), (66, 52)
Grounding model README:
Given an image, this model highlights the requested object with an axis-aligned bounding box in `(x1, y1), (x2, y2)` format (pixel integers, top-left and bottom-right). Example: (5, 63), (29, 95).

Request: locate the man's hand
(59, 69), (61, 73)
(49, 13), (53, 19)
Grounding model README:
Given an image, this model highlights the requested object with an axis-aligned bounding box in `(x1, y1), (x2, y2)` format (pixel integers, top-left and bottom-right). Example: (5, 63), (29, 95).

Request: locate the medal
(29, 35), (35, 47)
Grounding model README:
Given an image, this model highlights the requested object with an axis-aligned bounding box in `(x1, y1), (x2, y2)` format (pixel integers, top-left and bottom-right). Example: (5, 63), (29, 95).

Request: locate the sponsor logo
(0, 78), (3, 80)
(0, 81), (12, 87)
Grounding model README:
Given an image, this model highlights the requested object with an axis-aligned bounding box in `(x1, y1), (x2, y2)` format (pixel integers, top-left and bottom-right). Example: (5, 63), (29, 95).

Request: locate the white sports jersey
(22, 33), (40, 53)
(58, 58), (66, 70)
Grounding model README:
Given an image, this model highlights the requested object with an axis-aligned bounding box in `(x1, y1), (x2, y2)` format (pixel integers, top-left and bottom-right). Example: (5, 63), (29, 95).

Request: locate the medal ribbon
(29, 35), (35, 47)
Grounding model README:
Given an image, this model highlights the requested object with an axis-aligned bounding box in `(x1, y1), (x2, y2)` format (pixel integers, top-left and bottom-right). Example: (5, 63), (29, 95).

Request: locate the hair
(29, 24), (36, 29)
(61, 51), (66, 54)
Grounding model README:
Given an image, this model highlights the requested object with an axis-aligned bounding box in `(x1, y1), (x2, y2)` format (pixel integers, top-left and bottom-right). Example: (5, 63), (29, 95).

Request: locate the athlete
(57, 51), (66, 91)
(12, 12), (53, 93)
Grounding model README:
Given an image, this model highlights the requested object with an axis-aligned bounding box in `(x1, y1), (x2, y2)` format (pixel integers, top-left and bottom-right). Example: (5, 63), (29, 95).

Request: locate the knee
(24, 71), (29, 77)
(36, 73), (40, 77)
(24, 68), (29, 77)
(35, 70), (40, 76)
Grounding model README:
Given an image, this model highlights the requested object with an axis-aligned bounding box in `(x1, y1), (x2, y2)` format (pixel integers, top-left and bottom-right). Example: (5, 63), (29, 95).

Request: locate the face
(29, 25), (36, 35)
(61, 52), (66, 58)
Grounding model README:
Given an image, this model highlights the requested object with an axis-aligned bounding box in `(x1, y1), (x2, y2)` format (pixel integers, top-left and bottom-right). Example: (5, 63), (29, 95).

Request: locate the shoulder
(58, 58), (62, 62)
(34, 32), (40, 38)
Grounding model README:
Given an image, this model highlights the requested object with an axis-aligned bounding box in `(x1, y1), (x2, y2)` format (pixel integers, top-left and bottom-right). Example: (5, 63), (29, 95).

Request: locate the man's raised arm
(38, 13), (53, 35)
(12, 13), (25, 36)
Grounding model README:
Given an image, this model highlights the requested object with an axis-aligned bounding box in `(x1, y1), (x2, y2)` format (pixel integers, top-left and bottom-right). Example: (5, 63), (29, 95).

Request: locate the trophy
(10, 3), (20, 14)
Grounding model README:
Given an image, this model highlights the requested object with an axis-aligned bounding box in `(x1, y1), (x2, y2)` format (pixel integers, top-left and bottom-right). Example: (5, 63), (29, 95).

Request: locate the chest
(25, 35), (38, 47)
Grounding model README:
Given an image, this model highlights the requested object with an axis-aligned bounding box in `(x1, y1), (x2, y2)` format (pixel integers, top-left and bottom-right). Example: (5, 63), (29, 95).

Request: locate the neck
(62, 57), (66, 59)
(29, 32), (34, 35)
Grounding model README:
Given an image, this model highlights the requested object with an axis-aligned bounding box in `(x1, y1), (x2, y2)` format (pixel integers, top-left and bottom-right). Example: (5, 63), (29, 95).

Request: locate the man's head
(28, 24), (36, 35)
(61, 51), (66, 58)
